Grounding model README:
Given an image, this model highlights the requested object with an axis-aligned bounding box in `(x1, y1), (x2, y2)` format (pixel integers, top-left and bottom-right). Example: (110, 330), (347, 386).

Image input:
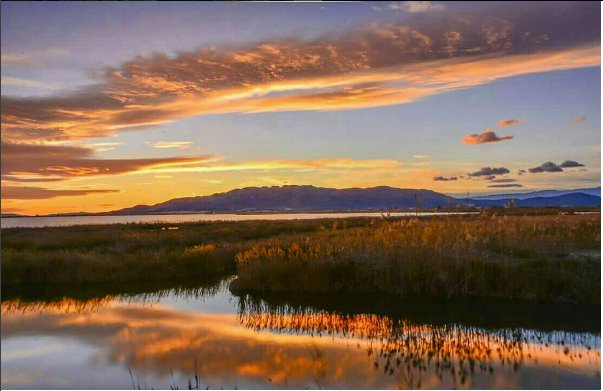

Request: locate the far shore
(2, 206), (600, 219)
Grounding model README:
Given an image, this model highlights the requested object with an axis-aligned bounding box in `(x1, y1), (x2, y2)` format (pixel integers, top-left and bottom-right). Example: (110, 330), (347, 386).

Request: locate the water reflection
(1, 280), (600, 389)
(237, 297), (600, 389)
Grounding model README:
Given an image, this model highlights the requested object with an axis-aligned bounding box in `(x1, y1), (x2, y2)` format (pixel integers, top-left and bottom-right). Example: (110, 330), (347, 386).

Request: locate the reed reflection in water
(236, 296), (601, 389)
(1, 281), (600, 389)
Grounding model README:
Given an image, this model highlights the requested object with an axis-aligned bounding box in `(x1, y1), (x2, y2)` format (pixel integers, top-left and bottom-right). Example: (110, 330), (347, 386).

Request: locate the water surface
(1, 278), (600, 389)
(1, 212), (476, 229)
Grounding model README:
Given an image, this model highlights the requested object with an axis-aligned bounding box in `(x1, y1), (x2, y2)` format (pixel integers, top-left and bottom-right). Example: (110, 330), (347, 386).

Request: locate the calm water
(1, 277), (600, 390)
(1, 212), (476, 229)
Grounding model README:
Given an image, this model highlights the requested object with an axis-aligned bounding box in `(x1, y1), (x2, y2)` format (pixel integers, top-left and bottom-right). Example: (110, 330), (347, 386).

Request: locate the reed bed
(232, 214), (601, 303)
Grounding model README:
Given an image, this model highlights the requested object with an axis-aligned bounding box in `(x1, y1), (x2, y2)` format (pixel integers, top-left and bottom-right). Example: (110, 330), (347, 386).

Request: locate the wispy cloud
(1, 76), (62, 90)
(461, 129), (513, 145)
(413, 154), (428, 159)
(147, 141), (193, 149)
(572, 115), (587, 125)
(1, 54), (28, 65)
(86, 141), (124, 152)
(496, 118), (524, 128)
(1, 186), (118, 200)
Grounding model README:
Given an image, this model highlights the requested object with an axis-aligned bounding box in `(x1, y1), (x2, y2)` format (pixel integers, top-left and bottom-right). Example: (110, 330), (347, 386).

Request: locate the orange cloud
(1, 2), (600, 144)
(572, 115), (587, 125)
(496, 118), (524, 128)
(461, 128), (513, 145)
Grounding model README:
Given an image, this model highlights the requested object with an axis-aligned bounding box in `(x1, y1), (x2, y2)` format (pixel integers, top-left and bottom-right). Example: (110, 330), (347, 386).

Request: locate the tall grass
(232, 214), (601, 304)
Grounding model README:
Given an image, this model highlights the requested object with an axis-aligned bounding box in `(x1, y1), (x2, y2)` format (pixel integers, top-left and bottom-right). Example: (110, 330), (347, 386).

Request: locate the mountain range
(469, 187), (601, 200)
(101, 185), (600, 215)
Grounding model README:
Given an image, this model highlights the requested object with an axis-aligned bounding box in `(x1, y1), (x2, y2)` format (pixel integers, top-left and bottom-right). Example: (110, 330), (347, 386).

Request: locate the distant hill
(103, 185), (601, 216)
(107, 185), (460, 215)
(470, 187), (601, 201)
(470, 193), (601, 208)
(0, 213), (24, 218)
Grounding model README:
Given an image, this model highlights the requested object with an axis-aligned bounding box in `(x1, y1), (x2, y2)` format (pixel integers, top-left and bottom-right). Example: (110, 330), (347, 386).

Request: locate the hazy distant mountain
(469, 187), (601, 201)
(470, 193), (601, 208)
(104, 185), (601, 216)
(0, 213), (24, 218)
(108, 185), (460, 215)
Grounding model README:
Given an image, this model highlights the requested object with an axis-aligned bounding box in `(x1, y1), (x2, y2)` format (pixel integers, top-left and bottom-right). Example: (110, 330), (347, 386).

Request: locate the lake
(1, 212), (476, 229)
(2, 277), (600, 389)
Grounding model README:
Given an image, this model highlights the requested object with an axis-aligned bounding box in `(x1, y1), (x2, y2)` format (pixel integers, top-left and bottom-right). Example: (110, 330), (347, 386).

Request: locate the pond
(1, 277), (600, 389)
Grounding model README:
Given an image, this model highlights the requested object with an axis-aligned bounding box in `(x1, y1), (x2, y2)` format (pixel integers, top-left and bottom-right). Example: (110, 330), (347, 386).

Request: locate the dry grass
(232, 214), (601, 304)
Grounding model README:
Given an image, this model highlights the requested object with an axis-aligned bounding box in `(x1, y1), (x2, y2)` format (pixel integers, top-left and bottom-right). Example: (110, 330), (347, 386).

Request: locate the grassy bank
(1, 218), (373, 284)
(232, 213), (601, 304)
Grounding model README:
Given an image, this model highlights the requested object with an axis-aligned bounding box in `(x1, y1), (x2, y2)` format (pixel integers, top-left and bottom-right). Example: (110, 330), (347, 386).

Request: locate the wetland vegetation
(2, 211), (600, 304)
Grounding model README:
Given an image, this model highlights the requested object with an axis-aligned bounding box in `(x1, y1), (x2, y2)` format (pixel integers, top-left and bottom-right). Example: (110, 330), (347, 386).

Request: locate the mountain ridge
(469, 187), (601, 201)
(101, 185), (600, 215)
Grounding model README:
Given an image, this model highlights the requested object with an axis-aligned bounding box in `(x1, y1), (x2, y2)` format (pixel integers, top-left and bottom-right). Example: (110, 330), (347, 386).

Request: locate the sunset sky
(1, 1), (601, 215)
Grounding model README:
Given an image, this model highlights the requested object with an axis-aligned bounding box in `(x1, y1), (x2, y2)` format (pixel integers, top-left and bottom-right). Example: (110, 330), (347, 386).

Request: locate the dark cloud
(528, 161), (564, 173)
(517, 169), (526, 175)
(1, 186), (118, 200)
(496, 118), (524, 128)
(559, 160), (585, 168)
(461, 128), (513, 145)
(468, 167), (510, 177)
(487, 184), (524, 188)
(433, 176), (457, 181)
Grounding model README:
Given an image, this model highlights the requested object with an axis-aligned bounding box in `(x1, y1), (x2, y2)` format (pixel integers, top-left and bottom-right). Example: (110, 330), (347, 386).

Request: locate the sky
(1, 1), (601, 215)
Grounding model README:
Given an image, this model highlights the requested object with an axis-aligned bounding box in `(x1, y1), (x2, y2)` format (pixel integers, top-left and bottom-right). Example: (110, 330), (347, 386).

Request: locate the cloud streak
(496, 118), (524, 128)
(1, 186), (118, 200)
(148, 141), (193, 149)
